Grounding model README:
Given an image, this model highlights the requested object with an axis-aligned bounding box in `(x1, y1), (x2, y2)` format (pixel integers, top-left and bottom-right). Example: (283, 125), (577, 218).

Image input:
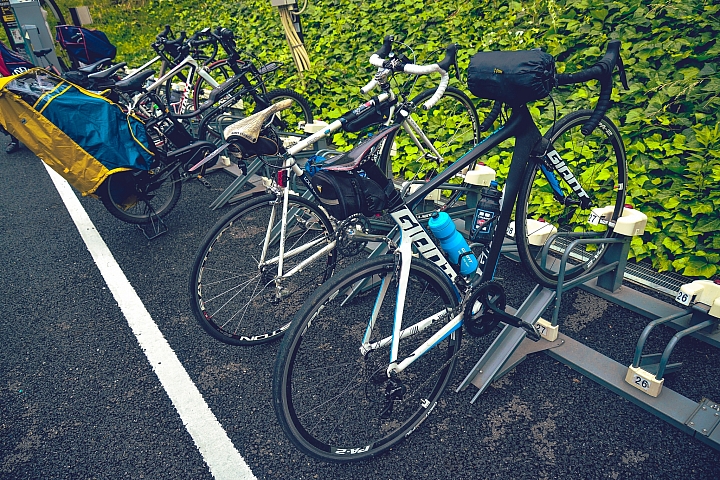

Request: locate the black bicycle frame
(397, 104), (543, 285)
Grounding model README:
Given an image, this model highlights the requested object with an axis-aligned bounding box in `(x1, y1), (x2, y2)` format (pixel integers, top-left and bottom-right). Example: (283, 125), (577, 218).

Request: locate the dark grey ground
(1, 144), (719, 479)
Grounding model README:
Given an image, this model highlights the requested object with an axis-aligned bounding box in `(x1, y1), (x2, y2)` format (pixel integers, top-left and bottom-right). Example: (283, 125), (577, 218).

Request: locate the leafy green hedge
(43, 0), (720, 278)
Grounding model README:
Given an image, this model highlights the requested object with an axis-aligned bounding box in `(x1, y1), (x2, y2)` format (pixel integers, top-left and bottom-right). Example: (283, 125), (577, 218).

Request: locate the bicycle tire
(514, 110), (628, 288)
(381, 86), (480, 180)
(273, 254), (461, 462)
(253, 88), (314, 137)
(98, 168), (182, 224)
(189, 193), (336, 346)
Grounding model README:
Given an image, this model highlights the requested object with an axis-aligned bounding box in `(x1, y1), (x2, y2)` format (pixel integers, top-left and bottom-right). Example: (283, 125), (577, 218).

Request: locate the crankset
(463, 281), (540, 341)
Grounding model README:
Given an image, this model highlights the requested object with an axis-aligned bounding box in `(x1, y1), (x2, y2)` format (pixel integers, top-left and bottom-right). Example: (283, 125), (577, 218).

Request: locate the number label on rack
(536, 323), (547, 337)
(587, 211), (601, 225)
(506, 223), (515, 238)
(633, 375), (650, 391)
(675, 290), (692, 306)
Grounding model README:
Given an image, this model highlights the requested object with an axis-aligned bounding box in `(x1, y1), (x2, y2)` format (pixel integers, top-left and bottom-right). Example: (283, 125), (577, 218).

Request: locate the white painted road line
(43, 164), (256, 480)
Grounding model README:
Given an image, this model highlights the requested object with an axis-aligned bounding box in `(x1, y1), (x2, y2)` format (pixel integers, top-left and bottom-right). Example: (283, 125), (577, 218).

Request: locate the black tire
(273, 255), (461, 462)
(98, 168), (182, 224)
(189, 193), (336, 346)
(514, 110), (628, 288)
(381, 86), (480, 180)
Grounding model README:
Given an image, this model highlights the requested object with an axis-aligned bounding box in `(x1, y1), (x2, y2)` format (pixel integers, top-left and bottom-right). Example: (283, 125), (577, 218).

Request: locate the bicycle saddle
(319, 124), (400, 172)
(87, 62), (127, 80)
(223, 98), (293, 143)
(77, 58), (113, 74)
(114, 70), (155, 92)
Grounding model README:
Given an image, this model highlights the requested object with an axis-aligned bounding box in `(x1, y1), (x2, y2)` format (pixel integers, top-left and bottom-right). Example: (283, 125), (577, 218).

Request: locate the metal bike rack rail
(457, 225), (720, 451)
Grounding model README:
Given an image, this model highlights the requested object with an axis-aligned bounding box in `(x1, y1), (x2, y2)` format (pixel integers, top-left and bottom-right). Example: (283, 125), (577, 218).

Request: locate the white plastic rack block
(535, 317), (559, 341)
(625, 365), (664, 397)
(676, 280), (720, 318)
(589, 206), (648, 236)
(506, 219), (557, 246)
(464, 164), (496, 186)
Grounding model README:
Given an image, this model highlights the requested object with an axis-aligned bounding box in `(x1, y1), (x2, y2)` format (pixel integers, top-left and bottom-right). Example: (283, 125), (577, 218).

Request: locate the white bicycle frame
(229, 46), (455, 327)
(253, 90), (447, 291)
(126, 55), (221, 116)
(362, 204), (466, 376)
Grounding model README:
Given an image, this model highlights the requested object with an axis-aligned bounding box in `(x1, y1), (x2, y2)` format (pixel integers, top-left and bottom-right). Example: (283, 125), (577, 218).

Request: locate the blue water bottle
(428, 211), (478, 276)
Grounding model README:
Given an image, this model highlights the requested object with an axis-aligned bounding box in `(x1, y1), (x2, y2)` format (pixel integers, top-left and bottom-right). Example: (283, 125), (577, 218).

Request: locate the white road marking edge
(43, 164), (256, 480)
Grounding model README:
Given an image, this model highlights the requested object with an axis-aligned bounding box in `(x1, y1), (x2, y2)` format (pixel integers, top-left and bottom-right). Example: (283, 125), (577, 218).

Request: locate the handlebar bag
(311, 168), (387, 220)
(467, 50), (556, 105)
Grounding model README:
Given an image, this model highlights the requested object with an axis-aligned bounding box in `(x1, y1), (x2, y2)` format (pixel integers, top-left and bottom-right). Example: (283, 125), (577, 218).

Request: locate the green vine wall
(36, 0), (720, 278)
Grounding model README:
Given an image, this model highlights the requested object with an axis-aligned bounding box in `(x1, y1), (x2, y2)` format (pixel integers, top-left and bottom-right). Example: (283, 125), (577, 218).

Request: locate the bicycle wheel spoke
(190, 194), (335, 345)
(274, 255), (460, 461)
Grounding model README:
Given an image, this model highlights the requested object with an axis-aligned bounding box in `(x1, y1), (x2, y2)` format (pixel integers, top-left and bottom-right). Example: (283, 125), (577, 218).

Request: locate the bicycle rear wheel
(189, 193), (335, 345)
(273, 255), (461, 462)
(98, 168), (182, 224)
(515, 110), (628, 288)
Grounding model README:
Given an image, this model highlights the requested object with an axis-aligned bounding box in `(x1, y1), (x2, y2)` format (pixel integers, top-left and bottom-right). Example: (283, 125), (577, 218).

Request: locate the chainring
(463, 281), (507, 337)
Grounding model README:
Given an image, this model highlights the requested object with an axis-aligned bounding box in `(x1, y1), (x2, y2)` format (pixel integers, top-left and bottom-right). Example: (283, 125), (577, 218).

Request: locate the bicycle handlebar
(555, 40), (628, 135)
(362, 36), (456, 110)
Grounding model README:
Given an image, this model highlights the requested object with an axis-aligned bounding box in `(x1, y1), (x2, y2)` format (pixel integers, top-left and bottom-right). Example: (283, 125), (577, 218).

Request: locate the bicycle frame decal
(545, 149), (590, 207)
(390, 206), (458, 284)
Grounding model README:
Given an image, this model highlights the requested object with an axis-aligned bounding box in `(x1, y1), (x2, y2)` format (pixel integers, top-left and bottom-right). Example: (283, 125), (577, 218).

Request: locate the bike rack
(136, 209), (168, 240)
(456, 207), (720, 451)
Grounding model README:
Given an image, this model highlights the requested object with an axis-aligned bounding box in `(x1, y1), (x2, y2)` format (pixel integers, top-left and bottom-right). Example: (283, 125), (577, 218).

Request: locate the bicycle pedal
(197, 175), (212, 188)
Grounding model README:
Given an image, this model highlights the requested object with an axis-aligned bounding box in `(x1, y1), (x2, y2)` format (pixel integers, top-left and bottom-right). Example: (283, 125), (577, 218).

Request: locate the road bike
(188, 37), (483, 346)
(271, 40), (629, 462)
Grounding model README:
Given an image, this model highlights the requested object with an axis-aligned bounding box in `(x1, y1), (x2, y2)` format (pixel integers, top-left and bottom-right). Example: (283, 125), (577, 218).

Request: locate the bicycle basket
(467, 50), (556, 105)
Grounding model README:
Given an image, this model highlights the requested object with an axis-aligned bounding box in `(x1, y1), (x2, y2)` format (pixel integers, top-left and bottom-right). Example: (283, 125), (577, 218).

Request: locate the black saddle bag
(311, 169), (388, 220)
(467, 50), (556, 105)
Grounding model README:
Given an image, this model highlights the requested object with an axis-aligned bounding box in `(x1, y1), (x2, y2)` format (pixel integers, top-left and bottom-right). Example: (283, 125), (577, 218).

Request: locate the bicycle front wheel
(382, 86), (480, 179)
(273, 255), (461, 462)
(189, 193), (335, 346)
(515, 110), (628, 288)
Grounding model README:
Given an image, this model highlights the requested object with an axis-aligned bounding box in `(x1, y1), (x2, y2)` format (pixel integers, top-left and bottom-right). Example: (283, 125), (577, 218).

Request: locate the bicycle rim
(273, 255), (461, 462)
(515, 110), (628, 288)
(189, 194), (335, 345)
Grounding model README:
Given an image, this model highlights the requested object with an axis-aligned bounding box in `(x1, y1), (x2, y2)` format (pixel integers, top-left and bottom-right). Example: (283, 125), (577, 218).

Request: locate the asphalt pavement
(1, 143), (719, 479)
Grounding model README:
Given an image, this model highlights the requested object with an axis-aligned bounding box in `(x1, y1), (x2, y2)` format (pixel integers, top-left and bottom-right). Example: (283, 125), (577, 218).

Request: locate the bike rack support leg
(137, 213), (168, 240)
(456, 285), (556, 400)
(208, 157), (266, 210)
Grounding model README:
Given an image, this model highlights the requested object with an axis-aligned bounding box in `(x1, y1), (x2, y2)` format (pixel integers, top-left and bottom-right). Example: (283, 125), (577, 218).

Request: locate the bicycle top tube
(143, 55), (209, 94)
(401, 103), (539, 213)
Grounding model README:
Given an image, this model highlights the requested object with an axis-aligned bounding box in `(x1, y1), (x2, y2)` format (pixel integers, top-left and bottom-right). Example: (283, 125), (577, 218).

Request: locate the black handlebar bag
(467, 50), (556, 105)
